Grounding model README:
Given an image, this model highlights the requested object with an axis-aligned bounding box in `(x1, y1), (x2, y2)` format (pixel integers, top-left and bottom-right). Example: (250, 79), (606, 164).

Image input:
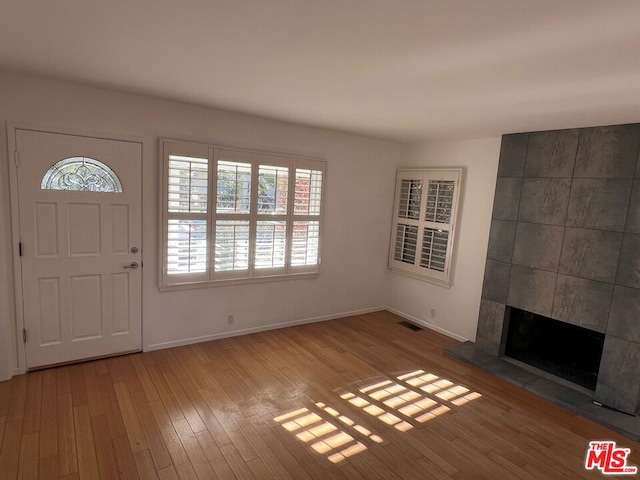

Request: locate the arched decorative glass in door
(41, 156), (123, 193)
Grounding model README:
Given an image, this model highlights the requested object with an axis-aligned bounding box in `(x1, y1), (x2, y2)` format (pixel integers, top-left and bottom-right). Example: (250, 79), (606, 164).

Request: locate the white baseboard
(145, 306), (386, 352)
(5, 305), (467, 379)
(385, 307), (468, 342)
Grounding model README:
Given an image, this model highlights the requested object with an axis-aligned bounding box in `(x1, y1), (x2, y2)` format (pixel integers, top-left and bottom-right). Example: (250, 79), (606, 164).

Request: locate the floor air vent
(398, 321), (423, 331)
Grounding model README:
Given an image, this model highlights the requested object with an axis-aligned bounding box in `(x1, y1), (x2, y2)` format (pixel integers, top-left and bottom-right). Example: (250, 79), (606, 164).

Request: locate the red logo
(585, 441), (638, 475)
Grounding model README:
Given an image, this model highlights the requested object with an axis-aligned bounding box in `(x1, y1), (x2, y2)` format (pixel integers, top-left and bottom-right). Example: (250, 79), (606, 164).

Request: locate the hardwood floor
(0, 310), (638, 479)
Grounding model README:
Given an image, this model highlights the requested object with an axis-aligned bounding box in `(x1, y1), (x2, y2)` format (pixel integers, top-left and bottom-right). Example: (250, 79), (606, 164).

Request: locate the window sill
(159, 271), (320, 292)
(388, 266), (452, 289)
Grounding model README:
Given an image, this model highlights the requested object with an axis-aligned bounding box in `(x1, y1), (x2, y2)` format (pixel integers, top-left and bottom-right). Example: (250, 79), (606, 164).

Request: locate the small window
(160, 140), (325, 289)
(41, 157), (123, 192)
(389, 168), (462, 287)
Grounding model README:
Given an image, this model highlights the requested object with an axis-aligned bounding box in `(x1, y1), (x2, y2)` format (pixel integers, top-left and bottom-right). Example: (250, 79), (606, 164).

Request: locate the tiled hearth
(447, 123), (640, 440)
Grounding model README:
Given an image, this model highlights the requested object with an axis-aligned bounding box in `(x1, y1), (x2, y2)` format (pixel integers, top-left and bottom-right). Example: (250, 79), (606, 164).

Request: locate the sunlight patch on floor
(273, 369), (482, 464)
(274, 405), (370, 464)
(341, 391), (414, 431)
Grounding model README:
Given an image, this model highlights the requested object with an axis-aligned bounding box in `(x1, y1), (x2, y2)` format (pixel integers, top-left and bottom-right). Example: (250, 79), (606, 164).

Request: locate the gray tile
(518, 178), (572, 225)
(525, 377), (592, 412)
(482, 260), (511, 303)
(551, 275), (613, 333)
(524, 129), (579, 178)
(507, 265), (556, 317)
(566, 178), (632, 232)
(559, 228), (623, 283)
(595, 335), (640, 415)
(625, 181), (640, 233)
(483, 358), (539, 388)
(616, 234), (640, 289)
(444, 341), (496, 365)
(487, 219), (516, 262)
(594, 384), (639, 417)
(512, 223), (564, 270)
(492, 178), (522, 220)
(580, 402), (640, 441)
(498, 133), (528, 177)
(607, 286), (640, 343)
(575, 124), (640, 178)
(475, 299), (506, 356)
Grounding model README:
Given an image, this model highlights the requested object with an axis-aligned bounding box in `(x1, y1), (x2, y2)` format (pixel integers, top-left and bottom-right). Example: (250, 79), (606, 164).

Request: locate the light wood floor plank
(57, 392), (78, 477)
(38, 455), (58, 479)
(131, 390), (172, 470)
(133, 449), (159, 480)
(39, 382), (57, 459)
(0, 420), (23, 480)
(69, 365), (88, 407)
(22, 371), (42, 434)
(194, 430), (237, 480)
(162, 372), (207, 434)
(221, 443), (256, 480)
(98, 373), (128, 440)
(147, 400), (191, 468)
(0, 379), (13, 417)
(112, 435), (140, 480)
(82, 362), (105, 418)
(172, 418), (217, 479)
(132, 355), (160, 403)
(7, 374), (27, 423)
(56, 367), (72, 396)
(157, 465), (179, 480)
(91, 415), (120, 480)
(17, 431), (39, 480)
(114, 382), (148, 453)
(73, 404), (100, 479)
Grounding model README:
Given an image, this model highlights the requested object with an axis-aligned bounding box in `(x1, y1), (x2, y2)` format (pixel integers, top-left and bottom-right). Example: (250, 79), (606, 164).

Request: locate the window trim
(388, 167), (463, 288)
(159, 139), (326, 291)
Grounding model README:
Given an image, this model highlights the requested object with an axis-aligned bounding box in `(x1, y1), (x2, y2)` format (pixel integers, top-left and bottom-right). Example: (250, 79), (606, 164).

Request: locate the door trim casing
(6, 122), (145, 376)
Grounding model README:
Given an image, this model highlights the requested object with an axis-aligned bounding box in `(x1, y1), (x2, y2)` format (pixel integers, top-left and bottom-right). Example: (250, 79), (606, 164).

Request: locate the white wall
(0, 71), (402, 379)
(386, 138), (501, 341)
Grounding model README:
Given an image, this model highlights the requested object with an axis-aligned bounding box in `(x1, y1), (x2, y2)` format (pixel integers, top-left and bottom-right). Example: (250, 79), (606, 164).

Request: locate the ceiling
(2, 0), (640, 142)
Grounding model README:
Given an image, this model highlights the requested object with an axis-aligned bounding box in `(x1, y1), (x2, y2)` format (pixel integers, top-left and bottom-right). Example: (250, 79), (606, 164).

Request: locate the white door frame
(6, 122), (145, 375)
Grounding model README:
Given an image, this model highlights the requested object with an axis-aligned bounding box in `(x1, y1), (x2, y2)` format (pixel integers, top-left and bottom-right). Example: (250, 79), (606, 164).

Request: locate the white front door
(14, 128), (142, 369)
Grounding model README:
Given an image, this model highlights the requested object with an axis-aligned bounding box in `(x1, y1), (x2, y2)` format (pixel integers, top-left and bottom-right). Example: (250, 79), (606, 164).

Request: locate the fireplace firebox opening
(504, 307), (605, 391)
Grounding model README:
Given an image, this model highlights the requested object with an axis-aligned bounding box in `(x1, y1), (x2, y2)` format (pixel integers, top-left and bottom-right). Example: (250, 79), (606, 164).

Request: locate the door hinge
(22, 329), (27, 344)
(14, 150), (19, 167)
(19, 242), (23, 257)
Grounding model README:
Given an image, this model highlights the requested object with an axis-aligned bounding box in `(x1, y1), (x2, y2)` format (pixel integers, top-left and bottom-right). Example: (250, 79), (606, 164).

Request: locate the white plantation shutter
(213, 150), (253, 279)
(389, 168), (462, 287)
(167, 219), (207, 273)
(291, 221), (320, 266)
(255, 221), (287, 269)
(394, 224), (419, 264)
(162, 143), (211, 284)
(398, 179), (422, 220)
(289, 161), (323, 273)
(425, 180), (455, 223)
(420, 227), (449, 272)
(214, 220), (250, 271)
(160, 140), (325, 289)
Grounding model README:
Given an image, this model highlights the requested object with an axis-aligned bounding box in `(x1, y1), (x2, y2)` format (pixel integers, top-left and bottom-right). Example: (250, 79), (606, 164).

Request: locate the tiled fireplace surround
(446, 123), (640, 439)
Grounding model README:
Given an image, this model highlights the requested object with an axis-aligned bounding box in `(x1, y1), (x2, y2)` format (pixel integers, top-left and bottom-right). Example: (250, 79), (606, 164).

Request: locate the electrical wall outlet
(430, 308), (437, 319)
(227, 314), (235, 325)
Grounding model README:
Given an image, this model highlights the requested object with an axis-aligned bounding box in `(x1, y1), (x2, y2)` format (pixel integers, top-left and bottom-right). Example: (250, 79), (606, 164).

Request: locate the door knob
(123, 262), (139, 269)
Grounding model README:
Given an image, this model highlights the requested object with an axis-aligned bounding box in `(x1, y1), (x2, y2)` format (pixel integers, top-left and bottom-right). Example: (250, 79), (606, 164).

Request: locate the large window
(388, 168), (462, 287)
(160, 140), (325, 289)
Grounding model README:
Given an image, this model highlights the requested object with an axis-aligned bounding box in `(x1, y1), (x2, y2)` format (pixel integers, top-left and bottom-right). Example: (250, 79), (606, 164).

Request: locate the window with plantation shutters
(160, 139), (325, 289)
(389, 168), (462, 287)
